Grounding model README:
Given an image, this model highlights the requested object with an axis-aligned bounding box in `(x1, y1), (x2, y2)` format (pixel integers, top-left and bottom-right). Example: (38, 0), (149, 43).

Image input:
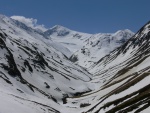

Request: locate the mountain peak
(115, 29), (134, 34)
(45, 25), (71, 36)
(51, 25), (69, 30)
(112, 29), (134, 41)
(50, 25), (71, 33)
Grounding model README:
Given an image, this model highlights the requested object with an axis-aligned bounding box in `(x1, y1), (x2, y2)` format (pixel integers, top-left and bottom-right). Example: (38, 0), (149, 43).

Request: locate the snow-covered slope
(44, 25), (92, 53)
(10, 15), (134, 68)
(0, 14), (94, 113)
(65, 21), (150, 113)
(44, 25), (134, 68)
(9, 16), (72, 58)
(70, 30), (134, 68)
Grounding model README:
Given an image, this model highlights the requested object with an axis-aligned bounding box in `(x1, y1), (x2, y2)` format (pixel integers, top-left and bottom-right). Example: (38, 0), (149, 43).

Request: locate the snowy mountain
(44, 25), (92, 53)
(66, 21), (150, 113)
(10, 16), (72, 57)
(70, 29), (134, 68)
(13, 16), (134, 64)
(44, 24), (134, 68)
(1, 14), (150, 113)
(0, 14), (93, 113)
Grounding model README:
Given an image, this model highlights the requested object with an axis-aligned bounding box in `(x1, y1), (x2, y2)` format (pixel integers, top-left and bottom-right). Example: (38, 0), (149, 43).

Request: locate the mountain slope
(0, 14), (94, 113)
(70, 29), (134, 68)
(44, 25), (134, 68)
(44, 25), (92, 53)
(65, 21), (150, 113)
(8, 15), (72, 58)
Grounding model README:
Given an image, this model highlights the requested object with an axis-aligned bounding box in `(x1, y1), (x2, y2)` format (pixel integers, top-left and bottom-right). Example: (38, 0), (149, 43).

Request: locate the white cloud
(10, 16), (47, 32)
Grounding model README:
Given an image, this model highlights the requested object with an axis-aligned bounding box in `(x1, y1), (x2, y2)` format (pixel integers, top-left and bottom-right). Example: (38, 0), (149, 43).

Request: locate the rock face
(0, 14), (150, 113)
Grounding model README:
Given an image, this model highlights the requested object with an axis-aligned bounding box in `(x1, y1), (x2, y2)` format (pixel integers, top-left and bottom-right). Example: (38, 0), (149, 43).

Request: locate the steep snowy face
(65, 21), (150, 113)
(70, 30), (134, 68)
(44, 25), (92, 53)
(0, 15), (94, 113)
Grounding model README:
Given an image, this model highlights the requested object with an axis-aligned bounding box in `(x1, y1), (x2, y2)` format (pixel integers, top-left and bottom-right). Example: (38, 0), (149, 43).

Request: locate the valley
(0, 14), (150, 113)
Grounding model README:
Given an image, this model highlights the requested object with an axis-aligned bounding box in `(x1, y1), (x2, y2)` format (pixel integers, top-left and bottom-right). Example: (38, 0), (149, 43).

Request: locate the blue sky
(0, 0), (149, 33)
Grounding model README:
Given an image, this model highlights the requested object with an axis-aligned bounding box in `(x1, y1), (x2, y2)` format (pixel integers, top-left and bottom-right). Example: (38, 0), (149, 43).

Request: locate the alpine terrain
(0, 14), (150, 113)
